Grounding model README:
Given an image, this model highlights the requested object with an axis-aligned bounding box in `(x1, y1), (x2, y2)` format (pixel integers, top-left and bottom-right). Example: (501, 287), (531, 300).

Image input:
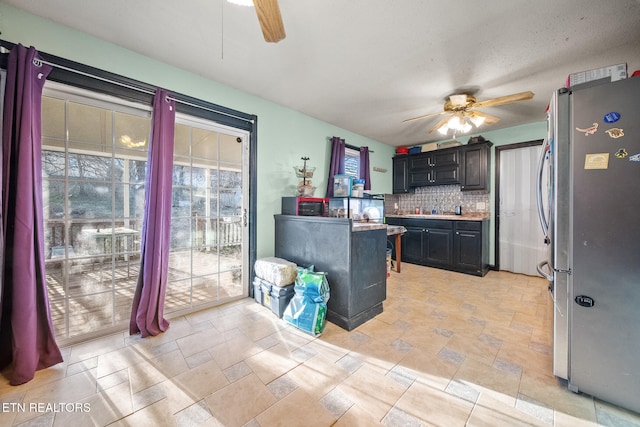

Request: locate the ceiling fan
(228, 0), (286, 43)
(403, 91), (534, 135)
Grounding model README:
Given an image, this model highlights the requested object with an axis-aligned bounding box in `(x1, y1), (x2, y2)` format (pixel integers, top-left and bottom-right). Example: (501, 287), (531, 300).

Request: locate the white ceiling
(4, 0), (640, 146)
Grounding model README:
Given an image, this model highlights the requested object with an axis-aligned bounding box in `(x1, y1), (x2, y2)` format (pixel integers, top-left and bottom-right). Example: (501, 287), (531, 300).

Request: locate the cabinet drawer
(455, 221), (482, 231)
(403, 218), (453, 229)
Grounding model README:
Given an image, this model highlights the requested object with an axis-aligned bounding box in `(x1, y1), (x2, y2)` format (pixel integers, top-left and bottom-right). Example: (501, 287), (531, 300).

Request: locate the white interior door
(499, 145), (548, 276)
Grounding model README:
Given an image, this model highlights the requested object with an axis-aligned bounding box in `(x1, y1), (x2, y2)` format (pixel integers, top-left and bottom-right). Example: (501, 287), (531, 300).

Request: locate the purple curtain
(130, 89), (175, 337)
(325, 136), (345, 197)
(0, 44), (63, 385)
(359, 146), (371, 190)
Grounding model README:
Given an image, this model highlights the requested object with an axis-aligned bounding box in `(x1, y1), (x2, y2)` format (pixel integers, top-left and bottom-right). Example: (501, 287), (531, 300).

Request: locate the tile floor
(1, 264), (640, 426)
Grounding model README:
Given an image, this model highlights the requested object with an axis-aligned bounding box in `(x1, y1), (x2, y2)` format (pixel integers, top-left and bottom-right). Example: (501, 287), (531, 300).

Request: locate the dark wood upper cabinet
(392, 141), (491, 192)
(460, 141), (492, 192)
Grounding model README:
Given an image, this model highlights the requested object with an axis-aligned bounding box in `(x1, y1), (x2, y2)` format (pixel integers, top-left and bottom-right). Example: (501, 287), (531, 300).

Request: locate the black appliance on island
(281, 197), (329, 216)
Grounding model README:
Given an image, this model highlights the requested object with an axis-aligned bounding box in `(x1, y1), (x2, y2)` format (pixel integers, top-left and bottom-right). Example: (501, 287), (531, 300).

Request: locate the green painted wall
(0, 4), (395, 259)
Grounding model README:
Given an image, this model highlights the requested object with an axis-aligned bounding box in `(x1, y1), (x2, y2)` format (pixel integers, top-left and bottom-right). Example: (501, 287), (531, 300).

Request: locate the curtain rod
(31, 57), (254, 124)
(345, 142), (374, 154)
(0, 41), (254, 125)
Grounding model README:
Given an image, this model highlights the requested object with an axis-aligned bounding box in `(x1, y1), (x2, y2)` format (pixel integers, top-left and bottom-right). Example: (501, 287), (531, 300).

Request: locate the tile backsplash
(385, 185), (490, 215)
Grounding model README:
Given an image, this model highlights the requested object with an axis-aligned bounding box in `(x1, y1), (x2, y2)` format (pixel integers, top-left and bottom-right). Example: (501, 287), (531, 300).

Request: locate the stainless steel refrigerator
(537, 75), (640, 413)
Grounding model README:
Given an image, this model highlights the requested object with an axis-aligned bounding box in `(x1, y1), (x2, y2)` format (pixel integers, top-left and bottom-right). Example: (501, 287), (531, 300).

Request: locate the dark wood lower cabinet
(386, 217), (489, 276)
(425, 228), (453, 266)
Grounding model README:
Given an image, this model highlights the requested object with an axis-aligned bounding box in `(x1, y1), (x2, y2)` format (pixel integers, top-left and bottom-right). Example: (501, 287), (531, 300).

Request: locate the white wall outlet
(476, 202), (486, 210)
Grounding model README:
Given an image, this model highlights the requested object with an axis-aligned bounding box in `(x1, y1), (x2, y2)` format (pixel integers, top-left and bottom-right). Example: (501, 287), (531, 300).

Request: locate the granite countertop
(386, 213), (490, 221)
(351, 222), (407, 235)
(351, 222), (387, 232)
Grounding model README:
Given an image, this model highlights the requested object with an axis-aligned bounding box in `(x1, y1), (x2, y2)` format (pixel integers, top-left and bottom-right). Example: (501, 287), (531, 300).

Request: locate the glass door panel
(41, 85), (249, 344)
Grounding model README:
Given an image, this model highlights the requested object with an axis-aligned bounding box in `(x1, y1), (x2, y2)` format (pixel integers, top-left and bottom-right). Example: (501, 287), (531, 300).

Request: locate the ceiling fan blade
(402, 110), (447, 123)
(471, 91), (534, 109)
(427, 115), (452, 134)
(466, 110), (500, 125)
(253, 0), (286, 43)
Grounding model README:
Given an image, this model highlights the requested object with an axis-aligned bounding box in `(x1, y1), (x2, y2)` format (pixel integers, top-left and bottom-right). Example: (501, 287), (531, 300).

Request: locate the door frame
(493, 139), (543, 270)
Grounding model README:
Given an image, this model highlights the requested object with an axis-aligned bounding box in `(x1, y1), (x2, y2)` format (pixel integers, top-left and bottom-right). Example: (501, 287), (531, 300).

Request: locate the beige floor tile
(53, 381), (133, 427)
(333, 403), (384, 426)
(304, 338), (350, 364)
(467, 393), (548, 427)
(443, 333), (501, 367)
(482, 323), (532, 346)
(518, 368), (598, 422)
(336, 363), (408, 421)
(175, 327), (227, 359)
(255, 388), (336, 427)
(204, 373), (276, 427)
(497, 341), (552, 377)
(171, 359), (229, 402)
(96, 346), (152, 378)
(284, 354), (349, 400)
(394, 380), (474, 426)
(128, 359), (173, 393)
(399, 325), (451, 355)
(454, 358), (521, 400)
(244, 343), (301, 384)
(269, 326), (315, 353)
(355, 318), (404, 346)
(0, 391), (23, 427)
(67, 332), (127, 364)
(208, 333), (262, 369)
(15, 369), (98, 424)
(315, 322), (369, 353)
(156, 379), (199, 414)
(474, 388), (517, 412)
(398, 346), (459, 391)
(353, 337), (409, 372)
(555, 410), (600, 427)
(147, 348), (190, 378)
(110, 398), (176, 427)
(145, 317), (200, 345)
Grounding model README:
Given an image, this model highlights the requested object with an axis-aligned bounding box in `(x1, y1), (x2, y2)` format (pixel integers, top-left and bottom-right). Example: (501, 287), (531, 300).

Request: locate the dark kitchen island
(274, 215), (387, 331)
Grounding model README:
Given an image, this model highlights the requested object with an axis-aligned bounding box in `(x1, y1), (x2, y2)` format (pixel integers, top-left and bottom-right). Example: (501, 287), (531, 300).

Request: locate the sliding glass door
(165, 116), (249, 313)
(41, 84), (249, 344)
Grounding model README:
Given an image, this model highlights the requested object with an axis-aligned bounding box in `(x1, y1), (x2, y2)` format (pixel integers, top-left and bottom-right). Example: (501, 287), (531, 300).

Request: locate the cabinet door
(392, 157), (410, 194)
(402, 226), (424, 264)
(432, 149), (459, 167)
(409, 170), (431, 187)
(454, 230), (482, 271)
(409, 154), (431, 170)
(460, 143), (489, 191)
(431, 165), (460, 185)
(425, 228), (453, 265)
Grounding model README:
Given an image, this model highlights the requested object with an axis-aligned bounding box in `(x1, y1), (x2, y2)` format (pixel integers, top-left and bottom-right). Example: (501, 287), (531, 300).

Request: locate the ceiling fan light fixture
(449, 94), (468, 107)
(227, 0), (254, 6)
(470, 115), (485, 127)
(437, 124), (449, 135)
(461, 122), (473, 133)
(447, 115), (462, 129)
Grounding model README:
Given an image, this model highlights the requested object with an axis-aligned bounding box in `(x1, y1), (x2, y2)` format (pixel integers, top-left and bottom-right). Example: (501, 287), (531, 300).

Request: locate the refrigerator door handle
(536, 139), (550, 242)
